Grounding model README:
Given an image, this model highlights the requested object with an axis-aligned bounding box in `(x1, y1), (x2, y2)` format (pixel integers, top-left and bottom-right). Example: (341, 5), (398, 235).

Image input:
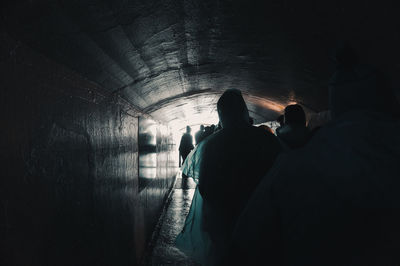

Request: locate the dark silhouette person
(195, 125), (205, 145)
(210, 124), (216, 132)
(276, 104), (310, 149)
(178, 126), (194, 166)
(224, 46), (400, 266)
(176, 89), (282, 265)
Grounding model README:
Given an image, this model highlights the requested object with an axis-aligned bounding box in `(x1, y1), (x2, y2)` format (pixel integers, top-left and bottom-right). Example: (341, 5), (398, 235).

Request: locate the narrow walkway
(147, 175), (201, 266)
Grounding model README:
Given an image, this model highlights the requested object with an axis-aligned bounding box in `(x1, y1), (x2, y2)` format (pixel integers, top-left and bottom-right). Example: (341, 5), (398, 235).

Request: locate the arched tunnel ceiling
(2, 0), (400, 127)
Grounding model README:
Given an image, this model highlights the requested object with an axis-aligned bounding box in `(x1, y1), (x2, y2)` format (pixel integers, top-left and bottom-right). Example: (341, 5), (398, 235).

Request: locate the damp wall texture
(0, 31), (177, 266)
(138, 117), (178, 255)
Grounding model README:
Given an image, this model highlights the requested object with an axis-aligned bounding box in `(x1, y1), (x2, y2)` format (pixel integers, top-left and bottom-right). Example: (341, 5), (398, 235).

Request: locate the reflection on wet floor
(147, 176), (200, 266)
(139, 152), (157, 192)
(139, 153), (157, 168)
(138, 151), (178, 193)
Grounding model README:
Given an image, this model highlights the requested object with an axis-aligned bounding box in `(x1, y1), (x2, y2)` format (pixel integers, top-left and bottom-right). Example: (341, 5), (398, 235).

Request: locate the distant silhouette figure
(202, 125), (213, 140)
(176, 89), (282, 265)
(225, 47), (400, 266)
(208, 124), (216, 135)
(276, 104), (310, 149)
(179, 126), (194, 166)
(195, 125), (205, 145)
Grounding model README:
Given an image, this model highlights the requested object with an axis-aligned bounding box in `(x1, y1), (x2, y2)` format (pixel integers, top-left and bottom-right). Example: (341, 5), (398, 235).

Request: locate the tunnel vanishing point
(1, 1), (400, 266)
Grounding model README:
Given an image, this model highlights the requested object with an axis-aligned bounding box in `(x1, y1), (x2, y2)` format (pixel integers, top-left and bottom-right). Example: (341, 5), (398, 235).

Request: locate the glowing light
(148, 90), (301, 146)
(243, 94), (286, 113)
(159, 124), (169, 136)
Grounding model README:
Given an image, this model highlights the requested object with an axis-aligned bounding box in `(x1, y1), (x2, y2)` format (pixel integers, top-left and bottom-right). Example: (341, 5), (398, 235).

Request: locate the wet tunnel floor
(146, 175), (201, 266)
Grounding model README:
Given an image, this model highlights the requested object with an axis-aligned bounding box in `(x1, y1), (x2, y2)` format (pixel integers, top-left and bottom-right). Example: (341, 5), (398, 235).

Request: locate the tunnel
(1, 1), (400, 265)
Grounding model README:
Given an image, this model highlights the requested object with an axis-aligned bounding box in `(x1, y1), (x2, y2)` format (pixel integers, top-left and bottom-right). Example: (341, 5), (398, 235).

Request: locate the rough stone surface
(3, 1), (399, 128)
(0, 31), (177, 266)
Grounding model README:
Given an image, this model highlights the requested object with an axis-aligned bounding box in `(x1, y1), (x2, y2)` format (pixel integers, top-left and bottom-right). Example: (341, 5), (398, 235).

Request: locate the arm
(197, 143), (218, 203)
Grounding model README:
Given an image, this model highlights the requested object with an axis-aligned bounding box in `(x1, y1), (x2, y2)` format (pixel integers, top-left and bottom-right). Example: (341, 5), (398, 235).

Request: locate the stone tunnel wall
(0, 31), (177, 266)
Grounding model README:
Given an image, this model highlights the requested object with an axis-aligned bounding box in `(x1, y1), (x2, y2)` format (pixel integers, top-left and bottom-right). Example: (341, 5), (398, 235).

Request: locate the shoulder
(200, 130), (223, 149)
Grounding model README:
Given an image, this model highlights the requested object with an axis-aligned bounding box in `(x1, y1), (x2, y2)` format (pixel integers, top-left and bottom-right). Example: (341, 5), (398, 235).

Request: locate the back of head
(186, 126), (191, 133)
(284, 104), (306, 126)
(217, 89), (250, 128)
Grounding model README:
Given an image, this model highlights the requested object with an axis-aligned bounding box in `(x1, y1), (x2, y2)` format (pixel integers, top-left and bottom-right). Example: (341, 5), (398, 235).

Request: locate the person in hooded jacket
(223, 45), (400, 266)
(176, 89), (282, 265)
